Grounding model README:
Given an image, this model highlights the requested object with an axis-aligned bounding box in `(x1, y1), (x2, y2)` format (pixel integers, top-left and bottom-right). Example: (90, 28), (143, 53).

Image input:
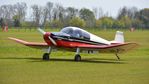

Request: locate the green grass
(0, 29), (149, 84)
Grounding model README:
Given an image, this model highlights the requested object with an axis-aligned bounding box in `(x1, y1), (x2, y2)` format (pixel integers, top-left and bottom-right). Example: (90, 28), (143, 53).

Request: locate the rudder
(114, 31), (124, 43)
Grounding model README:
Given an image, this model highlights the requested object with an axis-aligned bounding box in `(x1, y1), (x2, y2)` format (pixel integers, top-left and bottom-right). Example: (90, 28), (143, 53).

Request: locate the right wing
(8, 37), (49, 49)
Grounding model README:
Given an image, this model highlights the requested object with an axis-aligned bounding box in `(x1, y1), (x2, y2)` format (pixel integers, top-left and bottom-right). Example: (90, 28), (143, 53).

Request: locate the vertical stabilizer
(114, 31), (124, 43)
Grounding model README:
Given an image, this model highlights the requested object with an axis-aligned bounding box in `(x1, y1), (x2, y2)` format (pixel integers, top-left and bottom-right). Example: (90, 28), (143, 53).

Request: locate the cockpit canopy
(61, 27), (90, 40)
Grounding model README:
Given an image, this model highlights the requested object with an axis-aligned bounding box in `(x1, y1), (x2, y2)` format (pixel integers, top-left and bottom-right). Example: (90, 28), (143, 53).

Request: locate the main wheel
(43, 53), (49, 60)
(74, 54), (81, 61)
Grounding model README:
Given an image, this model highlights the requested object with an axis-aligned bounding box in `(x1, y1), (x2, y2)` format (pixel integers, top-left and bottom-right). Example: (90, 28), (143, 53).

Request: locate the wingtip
(8, 37), (15, 40)
(8, 37), (28, 44)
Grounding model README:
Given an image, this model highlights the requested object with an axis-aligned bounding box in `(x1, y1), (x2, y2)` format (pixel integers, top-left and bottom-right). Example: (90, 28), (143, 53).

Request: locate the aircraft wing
(8, 37), (49, 49)
(71, 42), (138, 53)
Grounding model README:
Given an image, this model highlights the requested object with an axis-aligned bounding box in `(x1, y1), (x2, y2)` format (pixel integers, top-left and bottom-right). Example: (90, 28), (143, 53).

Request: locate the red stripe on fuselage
(55, 40), (104, 48)
(55, 40), (134, 49)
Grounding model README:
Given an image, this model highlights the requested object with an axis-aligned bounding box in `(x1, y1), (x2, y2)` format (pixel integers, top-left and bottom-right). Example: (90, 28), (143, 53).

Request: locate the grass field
(0, 28), (149, 84)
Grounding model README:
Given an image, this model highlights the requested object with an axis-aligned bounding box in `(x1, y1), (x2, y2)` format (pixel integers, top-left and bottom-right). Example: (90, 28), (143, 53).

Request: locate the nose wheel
(43, 53), (49, 60)
(74, 54), (81, 61)
(43, 47), (52, 60)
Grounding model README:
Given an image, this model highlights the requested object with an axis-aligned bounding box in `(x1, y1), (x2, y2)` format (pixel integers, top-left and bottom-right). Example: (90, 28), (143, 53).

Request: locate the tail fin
(114, 31), (124, 43)
(110, 31), (124, 43)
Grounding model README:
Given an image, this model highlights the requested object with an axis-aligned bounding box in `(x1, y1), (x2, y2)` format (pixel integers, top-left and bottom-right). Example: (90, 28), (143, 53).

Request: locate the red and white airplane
(9, 27), (138, 61)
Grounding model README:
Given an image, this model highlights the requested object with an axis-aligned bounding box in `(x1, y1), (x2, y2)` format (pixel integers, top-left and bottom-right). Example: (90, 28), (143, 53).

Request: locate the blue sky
(0, 0), (149, 17)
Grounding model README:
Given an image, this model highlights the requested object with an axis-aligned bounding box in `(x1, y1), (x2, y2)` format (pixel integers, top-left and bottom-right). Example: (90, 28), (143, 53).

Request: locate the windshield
(61, 27), (73, 35)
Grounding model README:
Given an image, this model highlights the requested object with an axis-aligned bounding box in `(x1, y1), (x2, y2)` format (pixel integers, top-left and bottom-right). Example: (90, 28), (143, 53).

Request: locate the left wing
(57, 40), (138, 53)
(63, 41), (138, 53)
(79, 43), (138, 53)
(8, 37), (49, 49)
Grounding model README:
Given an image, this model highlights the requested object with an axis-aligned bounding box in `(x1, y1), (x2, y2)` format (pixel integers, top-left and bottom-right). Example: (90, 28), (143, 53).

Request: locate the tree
(0, 4), (15, 26)
(117, 7), (138, 22)
(66, 7), (78, 19)
(46, 2), (53, 22)
(41, 7), (48, 28)
(58, 5), (65, 22)
(14, 18), (20, 27)
(113, 20), (125, 29)
(40, 2), (53, 28)
(69, 17), (86, 28)
(127, 7), (138, 20)
(13, 2), (27, 22)
(52, 3), (65, 21)
(96, 17), (114, 29)
(21, 21), (33, 27)
(31, 5), (42, 27)
(50, 19), (63, 28)
(92, 7), (98, 19)
(131, 19), (142, 29)
(98, 8), (104, 19)
(119, 16), (132, 28)
(63, 7), (78, 26)
(136, 8), (149, 28)
(117, 7), (128, 20)
(79, 8), (95, 28)
(0, 5), (15, 20)
(0, 18), (4, 27)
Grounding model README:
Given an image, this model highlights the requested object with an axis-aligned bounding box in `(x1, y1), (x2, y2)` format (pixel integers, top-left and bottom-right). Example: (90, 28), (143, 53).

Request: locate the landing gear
(74, 54), (81, 61)
(43, 53), (49, 60)
(115, 49), (120, 60)
(42, 47), (52, 60)
(115, 53), (120, 60)
(74, 48), (81, 61)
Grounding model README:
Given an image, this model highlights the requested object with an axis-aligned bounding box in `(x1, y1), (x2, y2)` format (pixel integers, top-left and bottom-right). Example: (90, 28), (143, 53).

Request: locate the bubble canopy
(60, 27), (90, 40)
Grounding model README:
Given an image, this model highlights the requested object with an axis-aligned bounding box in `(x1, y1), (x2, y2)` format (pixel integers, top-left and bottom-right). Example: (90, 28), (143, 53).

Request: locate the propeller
(37, 28), (57, 46)
(37, 28), (46, 35)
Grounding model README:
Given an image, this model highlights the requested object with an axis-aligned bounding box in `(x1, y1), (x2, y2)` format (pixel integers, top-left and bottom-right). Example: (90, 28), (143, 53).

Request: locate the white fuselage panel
(89, 33), (111, 45)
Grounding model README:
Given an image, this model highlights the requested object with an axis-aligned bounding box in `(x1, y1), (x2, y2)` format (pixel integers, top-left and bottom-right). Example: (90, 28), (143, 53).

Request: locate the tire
(43, 53), (49, 60)
(74, 54), (81, 61)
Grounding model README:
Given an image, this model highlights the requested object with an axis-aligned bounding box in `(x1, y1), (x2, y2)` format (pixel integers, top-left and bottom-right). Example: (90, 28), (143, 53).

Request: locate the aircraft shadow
(0, 57), (126, 64)
(48, 58), (125, 64)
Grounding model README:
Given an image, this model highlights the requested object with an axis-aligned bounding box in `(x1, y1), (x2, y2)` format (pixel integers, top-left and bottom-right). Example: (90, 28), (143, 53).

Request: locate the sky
(0, 0), (149, 18)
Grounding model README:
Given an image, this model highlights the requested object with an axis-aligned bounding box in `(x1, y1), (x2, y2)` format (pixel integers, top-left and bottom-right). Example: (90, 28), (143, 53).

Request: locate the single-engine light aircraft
(9, 27), (138, 61)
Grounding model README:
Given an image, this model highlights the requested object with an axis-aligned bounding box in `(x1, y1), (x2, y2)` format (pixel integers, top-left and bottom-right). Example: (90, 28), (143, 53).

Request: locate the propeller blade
(37, 28), (57, 46)
(37, 28), (46, 35)
(48, 36), (57, 46)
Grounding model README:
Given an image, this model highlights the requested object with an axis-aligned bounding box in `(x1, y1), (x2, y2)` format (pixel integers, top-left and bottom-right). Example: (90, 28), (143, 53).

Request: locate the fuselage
(43, 27), (111, 47)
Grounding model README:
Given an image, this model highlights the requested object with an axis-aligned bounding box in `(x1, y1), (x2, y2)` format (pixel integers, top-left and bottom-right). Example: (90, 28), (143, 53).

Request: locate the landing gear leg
(74, 48), (81, 61)
(115, 49), (120, 60)
(43, 47), (52, 60)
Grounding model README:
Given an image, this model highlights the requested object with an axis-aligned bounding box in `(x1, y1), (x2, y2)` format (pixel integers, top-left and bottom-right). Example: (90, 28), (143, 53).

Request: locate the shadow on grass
(0, 57), (126, 64)
(49, 58), (126, 64)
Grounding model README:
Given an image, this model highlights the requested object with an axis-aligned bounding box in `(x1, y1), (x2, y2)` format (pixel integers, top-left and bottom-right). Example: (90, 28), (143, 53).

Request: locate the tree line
(0, 2), (149, 29)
